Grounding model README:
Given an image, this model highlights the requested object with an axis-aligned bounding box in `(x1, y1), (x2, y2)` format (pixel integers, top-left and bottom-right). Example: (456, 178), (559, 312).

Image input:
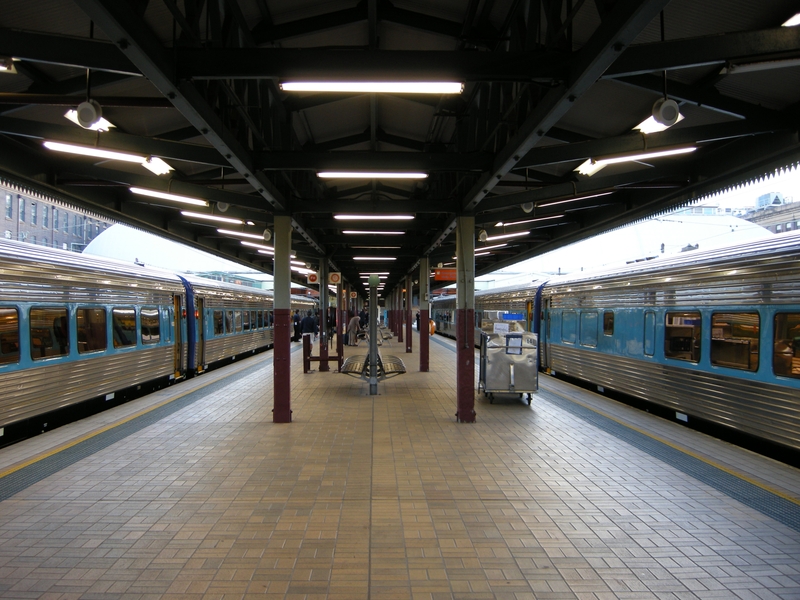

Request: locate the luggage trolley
(479, 329), (538, 405)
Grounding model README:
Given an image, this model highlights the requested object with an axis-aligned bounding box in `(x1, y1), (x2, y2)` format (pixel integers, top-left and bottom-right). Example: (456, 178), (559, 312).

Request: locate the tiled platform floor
(0, 330), (798, 599)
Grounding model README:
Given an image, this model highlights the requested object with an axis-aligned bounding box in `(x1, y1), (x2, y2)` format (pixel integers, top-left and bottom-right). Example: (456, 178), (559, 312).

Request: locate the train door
(173, 294), (183, 377)
(195, 298), (205, 372)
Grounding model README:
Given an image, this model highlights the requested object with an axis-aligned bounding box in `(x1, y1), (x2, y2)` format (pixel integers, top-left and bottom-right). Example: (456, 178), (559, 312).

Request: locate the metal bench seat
(340, 353), (406, 380)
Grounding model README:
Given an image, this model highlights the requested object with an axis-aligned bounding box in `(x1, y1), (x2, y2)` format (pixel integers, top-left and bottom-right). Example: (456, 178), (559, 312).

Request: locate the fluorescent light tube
(318, 172), (428, 179)
(130, 187), (208, 206)
(64, 109), (115, 132)
(142, 156), (173, 175)
(354, 256), (397, 261)
(575, 146), (696, 176)
(485, 231), (530, 241)
(241, 240), (275, 251)
(343, 230), (405, 235)
(334, 214), (414, 220)
(44, 141), (144, 163)
(217, 228), (264, 240)
(180, 211), (243, 225)
(280, 82), (463, 94)
(783, 13), (800, 26)
(495, 214), (564, 227)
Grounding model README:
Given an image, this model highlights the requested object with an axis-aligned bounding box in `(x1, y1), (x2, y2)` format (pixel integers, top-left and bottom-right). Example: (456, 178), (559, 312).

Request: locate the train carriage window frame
(710, 312), (759, 372)
(603, 311), (614, 336)
(76, 307), (107, 354)
(234, 310), (243, 333)
(225, 310), (233, 334)
(561, 310), (577, 344)
(30, 306), (69, 359)
(580, 311), (598, 347)
(140, 307), (161, 344)
(0, 307), (20, 365)
(213, 310), (224, 336)
(773, 312), (800, 379)
(258, 310), (264, 329)
(664, 311), (701, 363)
(111, 307), (137, 348)
(242, 310), (250, 332)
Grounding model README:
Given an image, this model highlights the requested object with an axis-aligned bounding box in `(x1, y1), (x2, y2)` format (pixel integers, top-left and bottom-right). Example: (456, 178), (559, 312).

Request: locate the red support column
(456, 308), (475, 422)
(303, 334), (311, 373)
(273, 308), (292, 423)
(406, 306), (412, 353)
(420, 309), (429, 372)
(397, 307), (404, 343)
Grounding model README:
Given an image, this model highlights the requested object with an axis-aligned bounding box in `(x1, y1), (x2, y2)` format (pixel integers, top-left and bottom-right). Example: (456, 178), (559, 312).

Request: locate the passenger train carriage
(0, 239), (314, 447)
(432, 231), (800, 455)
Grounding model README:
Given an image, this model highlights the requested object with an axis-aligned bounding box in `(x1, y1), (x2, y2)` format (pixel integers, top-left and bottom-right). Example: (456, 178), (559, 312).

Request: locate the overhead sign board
(350, 291), (358, 298)
(434, 268), (457, 281)
(329, 272), (342, 284)
(307, 272), (319, 284)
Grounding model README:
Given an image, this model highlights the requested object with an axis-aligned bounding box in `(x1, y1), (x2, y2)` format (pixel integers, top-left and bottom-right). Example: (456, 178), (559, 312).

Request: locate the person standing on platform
(359, 308), (368, 328)
(347, 312), (361, 346)
(300, 310), (318, 351)
(415, 311), (420, 331)
(292, 309), (301, 342)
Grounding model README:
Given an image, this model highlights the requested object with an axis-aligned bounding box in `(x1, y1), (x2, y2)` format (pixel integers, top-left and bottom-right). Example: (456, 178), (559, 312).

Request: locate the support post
(318, 259), (330, 371)
(397, 286), (404, 344)
(273, 215), (292, 423)
(456, 216), (476, 423)
(368, 276), (379, 395)
(405, 275), (412, 353)
(419, 256), (429, 372)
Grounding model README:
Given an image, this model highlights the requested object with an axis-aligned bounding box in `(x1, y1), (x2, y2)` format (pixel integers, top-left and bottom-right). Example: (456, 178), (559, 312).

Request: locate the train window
(235, 311), (243, 332)
(0, 308), (20, 365)
(773, 313), (800, 379)
(580, 312), (598, 347)
(30, 307), (69, 359)
(664, 312), (701, 363)
(76, 308), (107, 353)
(561, 311), (577, 344)
(243, 311), (250, 331)
(225, 310), (233, 334)
(213, 311), (224, 335)
(112, 308), (136, 348)
(711, 313), (759, 372)
(644, 311), (656, 356)
(258, 310), (264, 329)
(252, 311), (258, 330)
(141, 307), (160, 344)
(603, 312), (614, 336)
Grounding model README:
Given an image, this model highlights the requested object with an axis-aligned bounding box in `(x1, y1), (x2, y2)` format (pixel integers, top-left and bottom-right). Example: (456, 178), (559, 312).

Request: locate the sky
(83, 163), (798, 287)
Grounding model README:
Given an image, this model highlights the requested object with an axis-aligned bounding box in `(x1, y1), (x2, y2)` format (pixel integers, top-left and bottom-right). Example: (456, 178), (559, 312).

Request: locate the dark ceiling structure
(1, 0), (799, 297)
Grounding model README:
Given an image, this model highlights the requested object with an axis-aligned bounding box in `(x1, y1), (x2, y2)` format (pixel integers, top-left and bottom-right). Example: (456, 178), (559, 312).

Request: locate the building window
(42, 205), (48, 228)
(665, 311), (701, 363)
(52, 208), (59, 232)
(777, 224), (782, 232)
(30, 235), (35, 245)
(711, 312), (759, 371)
(62, 212), (68, 233)
(31, 202), (37, 226)
(3, 230), (10, 239)
(18, 196), (25, 222)
(4, 193), (11, 219)
(41, 237), (48, 246)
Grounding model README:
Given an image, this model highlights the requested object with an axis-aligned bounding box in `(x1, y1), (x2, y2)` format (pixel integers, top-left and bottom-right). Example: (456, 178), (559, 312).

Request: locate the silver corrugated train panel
(549, 345), (800, 450)
(203, 331), (273, 364)
(0, 347), (174, 427)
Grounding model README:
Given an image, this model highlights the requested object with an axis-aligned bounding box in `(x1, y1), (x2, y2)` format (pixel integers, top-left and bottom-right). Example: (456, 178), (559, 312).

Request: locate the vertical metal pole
(397, 285), (404, 343)
(405, 275), (412, 353)
(456, 215), (476, 422)
(368, 277), (379, 395)
(419, 255), (429, 372)
(318, 259), (329, 371)
(273, 215), (292, 423)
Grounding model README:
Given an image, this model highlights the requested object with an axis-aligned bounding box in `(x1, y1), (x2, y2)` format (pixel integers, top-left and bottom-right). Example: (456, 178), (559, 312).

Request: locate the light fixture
(634, 112), (684, 134)
(180, 211), (243, 225)
(142, 156), (173, 175)
(44, 141), (173, 175)
(257, 249), (297, 258)
(536, 191), (615, 208)
(651, 98), (680, 127)
(782, 12), (800, 26)
(217, 228), (264, 240)
(263, 229), (272, 241)
(575, 146), (697, 176)
(241, 240), (275, 252)
(354, 256), (397, 261)
(280, 81), (464, 94)
(342, 230), (405, 235)
(319, 172), (428, 179)
(474, 243), (507, 252)
(130, 187), (208, 206)
(475, 251), (492, 257)
(65, 108), (115, 132)
(478, 229), (488, 242)
(0, 57), (17, 74)
(495, 214), (564, 227)
(485, 231), (529, 241)
(216, 202), (230, 212)
(351, 246), (402, 249)
(334, 214), (414, 220)
(521, 202), (534, 213)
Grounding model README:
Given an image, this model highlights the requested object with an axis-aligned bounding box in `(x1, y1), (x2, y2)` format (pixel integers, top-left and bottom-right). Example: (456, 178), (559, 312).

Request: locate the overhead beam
(253, 150), (492, 171)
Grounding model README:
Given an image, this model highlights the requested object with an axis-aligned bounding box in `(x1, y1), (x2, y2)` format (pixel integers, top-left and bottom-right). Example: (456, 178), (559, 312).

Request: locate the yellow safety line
(543, 383), (800, 507)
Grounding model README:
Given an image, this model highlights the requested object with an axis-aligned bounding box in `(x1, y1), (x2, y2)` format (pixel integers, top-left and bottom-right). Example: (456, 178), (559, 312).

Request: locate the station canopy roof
(1, 0), (799, 297)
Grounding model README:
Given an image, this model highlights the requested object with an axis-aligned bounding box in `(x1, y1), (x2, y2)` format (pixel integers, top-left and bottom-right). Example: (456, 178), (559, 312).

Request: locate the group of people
(291, 307), (380, 350)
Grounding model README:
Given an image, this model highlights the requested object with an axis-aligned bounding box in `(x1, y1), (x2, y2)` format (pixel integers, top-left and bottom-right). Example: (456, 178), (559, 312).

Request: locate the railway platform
(0, 329), (799, 599)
